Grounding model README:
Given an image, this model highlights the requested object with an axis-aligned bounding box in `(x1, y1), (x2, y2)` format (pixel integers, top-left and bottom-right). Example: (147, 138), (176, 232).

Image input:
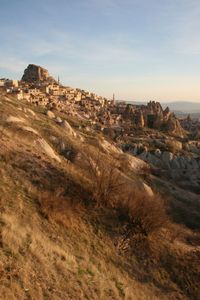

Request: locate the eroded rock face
(60, 120), (77, 138)
(35, 138), (61, 162)
(121, 101), (185, 136)
(166, 116), (185, 137)
(21, 64), (56, 83)
(122, 142), (200, 171)
(6, 116), (26, 123)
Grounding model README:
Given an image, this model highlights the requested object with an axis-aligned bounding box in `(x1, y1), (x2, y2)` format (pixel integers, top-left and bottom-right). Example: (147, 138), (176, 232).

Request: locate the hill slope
(0, 91), (199, 300)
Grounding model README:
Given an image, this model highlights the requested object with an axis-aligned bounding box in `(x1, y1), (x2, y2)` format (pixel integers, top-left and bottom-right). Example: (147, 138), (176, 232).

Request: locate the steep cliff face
(21, 64), (56, 83)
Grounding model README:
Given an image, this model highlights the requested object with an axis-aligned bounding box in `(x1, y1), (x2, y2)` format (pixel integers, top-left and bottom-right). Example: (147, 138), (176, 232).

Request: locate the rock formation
(166, 115), (185, 137)
(180, 114), (200, 138)
(21, 64), (56, 83)
(121, 101), (185, 136)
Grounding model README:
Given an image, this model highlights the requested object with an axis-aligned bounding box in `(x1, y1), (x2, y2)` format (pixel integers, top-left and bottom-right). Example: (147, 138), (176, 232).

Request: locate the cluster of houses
(0, 78), (19, 90)
(0, 77), (117, 126)
(0, 67), (189, 138)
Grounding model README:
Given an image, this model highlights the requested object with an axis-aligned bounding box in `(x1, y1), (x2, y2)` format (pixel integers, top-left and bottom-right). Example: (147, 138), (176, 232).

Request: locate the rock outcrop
(121, 101), (185, 136)
(6, 116), (26, 123)
(60, 120), (77, 138)
(21, 64), (56, 83)
(123, 143), (200, 170)
(35, 138), (61, 162)
(46, 110), (55, 119)
(166, 115), (185, 137)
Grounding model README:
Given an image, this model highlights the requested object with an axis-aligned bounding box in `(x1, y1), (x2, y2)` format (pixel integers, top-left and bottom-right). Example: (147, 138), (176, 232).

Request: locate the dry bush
(160, 248), (200, 299)
(120, 190), (167, 235)
(116, 190), (168, 251)
(80, 147), (167, 238)
(78, 146), (167, 248)
(80, 150), (125, 207)
(37, 189), (82, 229)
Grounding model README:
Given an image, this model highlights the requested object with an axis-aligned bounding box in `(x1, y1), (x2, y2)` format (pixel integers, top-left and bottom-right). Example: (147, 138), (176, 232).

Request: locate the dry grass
(0, 93), (199, 300)
(37, 189), (84, 229)
(0, 184), (166, 300)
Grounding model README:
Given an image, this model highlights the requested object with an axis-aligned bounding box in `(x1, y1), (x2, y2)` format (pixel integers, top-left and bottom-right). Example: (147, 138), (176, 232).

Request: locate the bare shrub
(80, 150), (125, 207)
(37, 189), (82, 229)
(116, 190), (168, 251)
(79, 147), (167, 249)
(121, 190), (167, 235)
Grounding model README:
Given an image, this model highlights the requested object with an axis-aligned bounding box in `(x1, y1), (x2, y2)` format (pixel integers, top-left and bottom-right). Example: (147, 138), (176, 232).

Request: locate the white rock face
(6, 116), (26, 123)
(119, 170), (154, 197)
(100, 138), (122, 154)
(35, 138), (61, 162)
(126, 141), (199, 171)
(23, 108), (36, 117)
(55, 117), (62, 124)
(125, 139), (199, 172)
(125, 153), (149, 170)
(21, 126), (38, 135)
(46, 110), (55, 119)
(60, 120), (77, 138)
(78, 134), (85, 142)
(142, 182), (154, 197)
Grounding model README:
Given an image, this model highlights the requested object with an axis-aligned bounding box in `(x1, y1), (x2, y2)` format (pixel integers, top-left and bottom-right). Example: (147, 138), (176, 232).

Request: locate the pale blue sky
(0, 0), (200, 101)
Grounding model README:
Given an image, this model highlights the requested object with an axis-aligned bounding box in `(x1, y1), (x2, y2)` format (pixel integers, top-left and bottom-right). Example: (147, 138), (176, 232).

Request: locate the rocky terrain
(0, 65), (199, 300)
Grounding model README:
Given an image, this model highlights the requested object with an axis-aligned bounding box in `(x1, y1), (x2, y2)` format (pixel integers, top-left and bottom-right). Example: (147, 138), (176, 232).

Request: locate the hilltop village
(1, 64), (200, 175)
(0, 64), (188, 135)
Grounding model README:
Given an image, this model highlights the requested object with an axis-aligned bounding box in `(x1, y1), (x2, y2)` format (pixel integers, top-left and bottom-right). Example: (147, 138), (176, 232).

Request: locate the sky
(0, 0), (200, 102)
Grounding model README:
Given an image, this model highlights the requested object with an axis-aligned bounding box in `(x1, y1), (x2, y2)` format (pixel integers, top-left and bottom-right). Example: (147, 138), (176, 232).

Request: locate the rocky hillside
(0, 90), (200, 300)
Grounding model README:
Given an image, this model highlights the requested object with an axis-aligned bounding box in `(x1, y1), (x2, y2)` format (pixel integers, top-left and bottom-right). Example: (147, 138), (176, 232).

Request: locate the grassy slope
(0, 92), (199, 300)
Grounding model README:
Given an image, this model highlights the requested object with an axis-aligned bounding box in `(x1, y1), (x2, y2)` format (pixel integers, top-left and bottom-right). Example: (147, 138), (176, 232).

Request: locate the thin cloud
(0, 56), (28, 75)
